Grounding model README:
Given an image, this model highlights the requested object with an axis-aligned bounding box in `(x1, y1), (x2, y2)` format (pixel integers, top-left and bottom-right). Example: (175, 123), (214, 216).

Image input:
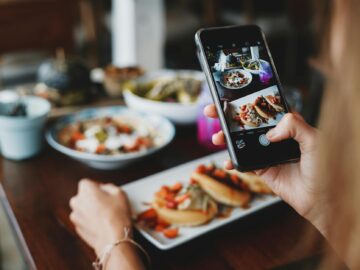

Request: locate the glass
(259, 61), (273, 85)
(197, 85), (225, 151)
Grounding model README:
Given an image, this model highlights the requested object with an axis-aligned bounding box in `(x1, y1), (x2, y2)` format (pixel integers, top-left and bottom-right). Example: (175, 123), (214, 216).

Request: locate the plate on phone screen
(122, 150), (281, 250)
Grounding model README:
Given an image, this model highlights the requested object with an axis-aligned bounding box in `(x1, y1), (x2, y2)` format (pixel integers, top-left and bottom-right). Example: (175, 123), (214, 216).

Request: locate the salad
(57, 116), (158, 155)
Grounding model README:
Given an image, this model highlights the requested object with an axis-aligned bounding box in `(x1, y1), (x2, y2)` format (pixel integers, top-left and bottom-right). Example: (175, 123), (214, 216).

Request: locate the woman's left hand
(69, 179), (132, 255)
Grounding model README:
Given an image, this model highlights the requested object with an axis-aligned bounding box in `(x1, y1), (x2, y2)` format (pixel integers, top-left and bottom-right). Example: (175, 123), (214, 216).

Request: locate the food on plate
(221, 70), (251, 89)
(254, 96), (277, 119)
(136, 208), (178, 238)
(244, 59), (261, 71)
(233, 103), (263, 127)
(237, 54), (251, 67)
(137, 181), (218, 238)
(152, 182), (218, 227)
(133, 76), (202, 104)
(104, 65), (144, 97)
(58, 115), (158, 155)
(191, 164), (251, 207)
(136, 162), (276, 240)
(265, 95), (284, 112)
(227, 170), (273, 195)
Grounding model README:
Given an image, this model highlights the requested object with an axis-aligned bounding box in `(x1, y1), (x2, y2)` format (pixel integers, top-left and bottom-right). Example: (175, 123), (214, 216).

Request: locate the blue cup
(0, 96), (51, 160)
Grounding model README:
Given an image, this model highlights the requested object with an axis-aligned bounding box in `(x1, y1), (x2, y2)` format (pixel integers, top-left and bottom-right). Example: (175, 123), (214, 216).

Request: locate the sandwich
(227, 170), (273, 194)
(254, 96), (277, 119)
(264, 95), (284, 112)
(234, 103), (263, 127)
(152, 182), (218, 227)
(191, 164), (251, 207)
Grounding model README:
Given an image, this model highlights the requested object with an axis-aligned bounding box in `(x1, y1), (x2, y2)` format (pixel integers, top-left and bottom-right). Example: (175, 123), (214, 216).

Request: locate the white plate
(122, 150), (280, 250)
(219, 69), (253, 90)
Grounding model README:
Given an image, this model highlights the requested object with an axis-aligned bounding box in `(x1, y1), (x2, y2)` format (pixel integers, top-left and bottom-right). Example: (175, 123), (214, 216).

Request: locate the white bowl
(46, 106), (175, 170)
(243, 59), (269, 75)
(123, 70), (204, 125)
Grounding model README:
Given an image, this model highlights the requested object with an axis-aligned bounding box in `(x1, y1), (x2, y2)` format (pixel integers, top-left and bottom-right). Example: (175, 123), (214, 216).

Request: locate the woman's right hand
(204, 105), (329, 235)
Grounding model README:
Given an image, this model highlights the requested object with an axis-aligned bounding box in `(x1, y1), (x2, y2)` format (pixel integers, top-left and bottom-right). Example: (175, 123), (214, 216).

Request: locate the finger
(253, 167), (281, 192)
(78, 179), (100, 195)
(100, 183), (122, 195)
(69, 196), (88, 217)
(266, 113), (316, 151)
(212, 131), (226, 145)
(223, 159), (234, 170)
(101, 184), (131, 215)
(203, 104), (218, 119)
(69, 211), (83, 225)
(69, 196), (79, 210)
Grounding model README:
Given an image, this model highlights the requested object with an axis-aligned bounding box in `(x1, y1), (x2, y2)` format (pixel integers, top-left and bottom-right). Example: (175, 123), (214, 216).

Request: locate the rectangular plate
(122, 150), (281, 250)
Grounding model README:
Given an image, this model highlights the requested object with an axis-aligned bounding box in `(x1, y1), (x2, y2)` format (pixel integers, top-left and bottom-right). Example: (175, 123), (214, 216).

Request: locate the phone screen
(205, 42), (287, 135)
(197, 26), (300, 171)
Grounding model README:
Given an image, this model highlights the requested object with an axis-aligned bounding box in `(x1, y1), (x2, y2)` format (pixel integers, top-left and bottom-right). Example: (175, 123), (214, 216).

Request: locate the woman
(69, 0), (360, 269)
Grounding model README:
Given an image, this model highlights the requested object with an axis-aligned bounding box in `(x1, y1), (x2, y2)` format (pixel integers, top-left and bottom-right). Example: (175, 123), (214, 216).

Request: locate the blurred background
(0, 0), (323, 120)
(0, 0), (325, 269)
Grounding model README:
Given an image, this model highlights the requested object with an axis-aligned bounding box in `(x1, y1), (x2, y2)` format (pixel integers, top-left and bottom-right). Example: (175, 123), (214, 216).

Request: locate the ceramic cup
(0, 90), (20, 116)
(0, 96), (51, 160)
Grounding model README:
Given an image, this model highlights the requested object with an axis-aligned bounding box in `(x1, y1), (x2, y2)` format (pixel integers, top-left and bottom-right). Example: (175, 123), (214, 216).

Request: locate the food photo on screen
(227, 85), (285, 132)
(207, 45), (275, 103)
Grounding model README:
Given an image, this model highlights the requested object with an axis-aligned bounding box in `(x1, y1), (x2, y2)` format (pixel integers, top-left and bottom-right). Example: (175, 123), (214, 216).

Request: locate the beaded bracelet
(92, 227), (151, 270)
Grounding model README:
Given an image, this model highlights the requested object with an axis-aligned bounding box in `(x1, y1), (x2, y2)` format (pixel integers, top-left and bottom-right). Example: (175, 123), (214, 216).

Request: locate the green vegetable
(95, 130), (108, 143)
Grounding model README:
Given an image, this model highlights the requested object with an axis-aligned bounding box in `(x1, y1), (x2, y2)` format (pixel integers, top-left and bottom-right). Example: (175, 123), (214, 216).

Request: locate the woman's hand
(70, 179), (145, 270)
(204, 105), (328, 234)
(69, 179), (132, 255)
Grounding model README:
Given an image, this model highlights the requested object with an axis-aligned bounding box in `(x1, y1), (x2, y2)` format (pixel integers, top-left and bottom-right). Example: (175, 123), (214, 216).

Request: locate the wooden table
(0, 125), (330, 270)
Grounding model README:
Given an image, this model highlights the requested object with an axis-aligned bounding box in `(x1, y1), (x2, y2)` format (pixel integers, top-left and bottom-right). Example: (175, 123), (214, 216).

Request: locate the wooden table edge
(0, 183), (37, 270)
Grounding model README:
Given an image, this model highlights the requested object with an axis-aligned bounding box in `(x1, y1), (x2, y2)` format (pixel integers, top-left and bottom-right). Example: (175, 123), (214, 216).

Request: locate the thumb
(266, 113), (316, 152)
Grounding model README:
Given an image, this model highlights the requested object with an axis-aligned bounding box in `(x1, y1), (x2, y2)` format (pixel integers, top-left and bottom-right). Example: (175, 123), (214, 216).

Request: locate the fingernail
(266, 129), (276, 139)
(212, 134), (217, 143)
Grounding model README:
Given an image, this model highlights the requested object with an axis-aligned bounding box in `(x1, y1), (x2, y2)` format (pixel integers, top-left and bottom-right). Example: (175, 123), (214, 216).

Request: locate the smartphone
(195, 25), (300, 172)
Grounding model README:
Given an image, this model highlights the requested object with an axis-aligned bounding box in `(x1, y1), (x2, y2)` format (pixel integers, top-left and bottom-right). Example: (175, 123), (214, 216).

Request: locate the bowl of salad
(46, 106), (175, 169)
(243, 59), (269, 75)
(123, 70), (204, 125)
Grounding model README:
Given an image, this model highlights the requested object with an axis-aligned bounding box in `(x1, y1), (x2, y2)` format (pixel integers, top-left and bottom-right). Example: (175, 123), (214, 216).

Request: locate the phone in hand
(195, 25), (300, 172)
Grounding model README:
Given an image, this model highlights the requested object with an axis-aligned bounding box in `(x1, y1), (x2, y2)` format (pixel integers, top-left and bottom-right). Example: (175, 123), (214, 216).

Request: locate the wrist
(94, 223), (133, 256)
(303, 199), (331, 238)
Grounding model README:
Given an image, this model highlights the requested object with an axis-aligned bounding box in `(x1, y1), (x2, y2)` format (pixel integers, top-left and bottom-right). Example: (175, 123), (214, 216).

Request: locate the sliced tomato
(195, 164), (207, 174)
(190, 178), (197, 184)
(157, 217), (170, 227)
(166, 200), (177, 209)
(230, 174), (240, 184)
(137, 208), (157, 221)
(156, 186), (171, 199)
(213, 168), (227, 179)
(163, 228), (179, 239)
(170, 182), (183, 193)
(71, 131), (85, 141)
(96, 144), (106, 154)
